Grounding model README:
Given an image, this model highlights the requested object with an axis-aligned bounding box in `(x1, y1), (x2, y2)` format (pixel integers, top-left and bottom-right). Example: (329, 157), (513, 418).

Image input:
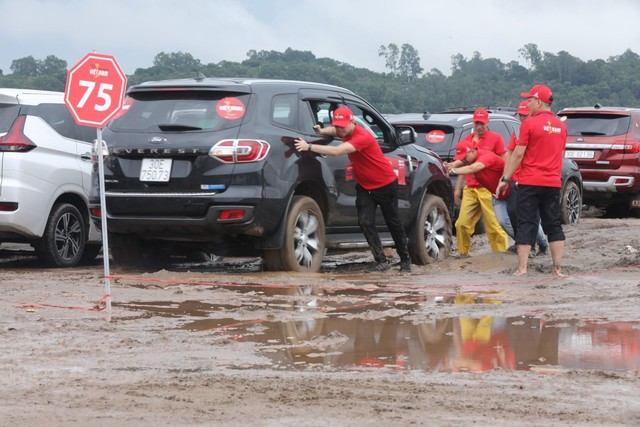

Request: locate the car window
(344, 103), (387, 144)
(31, 103), (77, 140)
(561, 114), (631, 137)
(0, 104), (20, 133)
(409, 124), (455, 157)
(487, 120), (511, 145)
(271, 94), (298, 129)
(108, 91), (250, 132)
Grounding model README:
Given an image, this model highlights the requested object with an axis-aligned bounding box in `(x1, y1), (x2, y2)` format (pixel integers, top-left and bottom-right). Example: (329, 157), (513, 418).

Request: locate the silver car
(0, 88), (101, 267)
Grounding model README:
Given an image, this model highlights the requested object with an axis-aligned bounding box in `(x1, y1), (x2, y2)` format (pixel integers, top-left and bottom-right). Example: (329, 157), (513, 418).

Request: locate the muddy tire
(408, 194), (453, 264)
(560, 180), (582, 225)
(34, 203), (86, 267)
(262, 196), (325, 272)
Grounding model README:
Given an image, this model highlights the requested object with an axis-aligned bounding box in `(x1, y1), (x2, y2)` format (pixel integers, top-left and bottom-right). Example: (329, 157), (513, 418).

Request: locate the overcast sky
(2, 0), (639, 76)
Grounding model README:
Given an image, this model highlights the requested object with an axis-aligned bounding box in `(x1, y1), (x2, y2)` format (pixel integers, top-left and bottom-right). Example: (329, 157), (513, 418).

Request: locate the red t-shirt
(506, 132), (521, 182)
(515, 111), (567, 187)
(457, 131), (506, 188)
(344, 125), (397, 190)
(474, 150), (510, 200)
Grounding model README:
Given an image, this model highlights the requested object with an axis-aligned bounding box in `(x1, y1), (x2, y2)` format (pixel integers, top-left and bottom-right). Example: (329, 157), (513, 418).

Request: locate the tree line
(2, 43), (640, 113)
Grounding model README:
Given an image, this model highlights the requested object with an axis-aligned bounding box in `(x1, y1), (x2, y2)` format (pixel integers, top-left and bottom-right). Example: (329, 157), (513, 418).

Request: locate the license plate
(140, 158), (172, 182)
(565, 150), (595, 159)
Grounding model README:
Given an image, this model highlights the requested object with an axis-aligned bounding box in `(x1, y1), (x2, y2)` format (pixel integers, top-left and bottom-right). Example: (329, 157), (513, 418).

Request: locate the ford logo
(148, 136), (168, 144)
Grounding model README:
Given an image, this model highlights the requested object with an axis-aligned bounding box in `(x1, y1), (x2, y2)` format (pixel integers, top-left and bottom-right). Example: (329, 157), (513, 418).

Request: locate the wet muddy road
(0, 216), (639, 426)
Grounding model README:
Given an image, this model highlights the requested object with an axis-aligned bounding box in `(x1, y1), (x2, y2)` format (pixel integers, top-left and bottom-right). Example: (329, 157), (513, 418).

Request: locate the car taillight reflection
(209, 139), (270, 163)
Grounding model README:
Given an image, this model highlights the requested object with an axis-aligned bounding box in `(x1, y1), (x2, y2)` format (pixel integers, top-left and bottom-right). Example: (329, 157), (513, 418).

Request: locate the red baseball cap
(520, 84), (553, 104)
(453, 140), (473, 161)
(331, 106), (354, 127)
(472, 108), (489, 124)
(516, 100), (530, 116)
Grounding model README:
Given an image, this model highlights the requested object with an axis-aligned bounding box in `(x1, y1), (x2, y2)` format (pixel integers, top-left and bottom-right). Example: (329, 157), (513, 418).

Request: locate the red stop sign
(64, 53), (127, 128)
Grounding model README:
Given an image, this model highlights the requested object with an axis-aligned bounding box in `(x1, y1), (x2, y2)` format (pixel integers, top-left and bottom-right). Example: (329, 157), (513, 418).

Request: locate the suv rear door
(561, 111), (634, 169)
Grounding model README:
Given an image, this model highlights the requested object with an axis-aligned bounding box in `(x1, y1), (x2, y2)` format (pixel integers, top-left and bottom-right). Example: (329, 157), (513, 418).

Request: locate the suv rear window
(109, 91), (251, 133)
(562, 113), (631, 137)
(410, 124), (456, 156)
(0, 104), (20, 133)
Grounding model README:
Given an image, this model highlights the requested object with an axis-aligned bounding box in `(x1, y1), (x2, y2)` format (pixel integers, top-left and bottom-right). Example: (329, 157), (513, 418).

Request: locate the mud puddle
(116, 298), (640, 373)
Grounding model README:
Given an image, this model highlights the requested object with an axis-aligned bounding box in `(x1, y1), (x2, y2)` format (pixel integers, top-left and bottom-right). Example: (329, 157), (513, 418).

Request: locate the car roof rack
(437, 106), (518, 114)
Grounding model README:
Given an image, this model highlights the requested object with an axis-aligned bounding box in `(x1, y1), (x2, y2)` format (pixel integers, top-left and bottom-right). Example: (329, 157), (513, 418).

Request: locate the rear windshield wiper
(157, 124), (203, 131)
(579, 131), (607, 136)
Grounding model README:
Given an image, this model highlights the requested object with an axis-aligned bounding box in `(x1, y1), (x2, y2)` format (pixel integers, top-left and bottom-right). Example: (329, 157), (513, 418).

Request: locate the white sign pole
(96, 128), (112, 320)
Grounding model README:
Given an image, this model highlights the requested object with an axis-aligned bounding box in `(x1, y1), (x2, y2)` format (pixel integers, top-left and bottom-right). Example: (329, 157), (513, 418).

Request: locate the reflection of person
(505, 101), (549, 257)
(294, 106), (411, 273)
(497, 85), (567, 277)
(445, 108), (508, 257)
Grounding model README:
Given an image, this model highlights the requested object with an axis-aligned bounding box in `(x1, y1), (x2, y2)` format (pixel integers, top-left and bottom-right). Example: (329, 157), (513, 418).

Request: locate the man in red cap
(497, 85), (567, 277)
(294, 106), (412, 273)
(501, 101), (549, 257)
(445, 108), (508, 258)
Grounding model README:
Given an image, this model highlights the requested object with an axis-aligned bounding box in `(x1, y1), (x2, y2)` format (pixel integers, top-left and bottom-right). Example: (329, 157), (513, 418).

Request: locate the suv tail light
(611, 141), (640, 153)
(0, 116), (36, 152)
(209, 139), (270, 163)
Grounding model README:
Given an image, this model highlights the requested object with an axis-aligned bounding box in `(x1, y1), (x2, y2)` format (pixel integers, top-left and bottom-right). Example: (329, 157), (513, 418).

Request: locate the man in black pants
(294, 106), (411, 273)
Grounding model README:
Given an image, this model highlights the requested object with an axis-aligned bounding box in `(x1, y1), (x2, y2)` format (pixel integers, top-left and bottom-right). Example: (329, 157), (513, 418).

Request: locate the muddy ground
(0, 209), (639, 426)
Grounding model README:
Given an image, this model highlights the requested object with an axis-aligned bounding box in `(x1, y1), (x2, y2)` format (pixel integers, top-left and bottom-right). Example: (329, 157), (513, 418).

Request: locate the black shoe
(367, 261), (391, 273)
(400, 259), (412, 273)
(537, 245), (548, 256)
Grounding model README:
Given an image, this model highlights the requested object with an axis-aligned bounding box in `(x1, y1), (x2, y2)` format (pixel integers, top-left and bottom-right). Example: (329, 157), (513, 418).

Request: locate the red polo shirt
(456, 130), (506, 187)
(515, 111), (567, 187)
(344, 125), (397, 190)
(474, 150), (510, 200)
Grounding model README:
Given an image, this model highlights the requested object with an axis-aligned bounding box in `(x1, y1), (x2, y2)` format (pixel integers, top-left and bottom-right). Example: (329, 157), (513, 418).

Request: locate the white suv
(0, 88), (101, 267)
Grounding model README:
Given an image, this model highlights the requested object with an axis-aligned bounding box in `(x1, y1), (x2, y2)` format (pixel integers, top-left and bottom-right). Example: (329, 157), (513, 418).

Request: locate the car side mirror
(396, 125), (416, 145)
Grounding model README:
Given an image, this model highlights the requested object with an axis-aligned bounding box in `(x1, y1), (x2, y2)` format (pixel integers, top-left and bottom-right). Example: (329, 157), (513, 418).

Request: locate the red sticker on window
(216, 97), (246, 120)
(426, 130), (445, 143)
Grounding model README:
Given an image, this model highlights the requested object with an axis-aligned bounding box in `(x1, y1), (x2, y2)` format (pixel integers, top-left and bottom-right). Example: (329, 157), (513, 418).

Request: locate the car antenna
(422, 111), (431, 120)
(194, 72), (206, 82)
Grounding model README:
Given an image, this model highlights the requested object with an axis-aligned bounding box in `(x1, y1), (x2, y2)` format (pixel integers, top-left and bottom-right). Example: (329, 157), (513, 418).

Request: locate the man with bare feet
(496, 85), (567, 277)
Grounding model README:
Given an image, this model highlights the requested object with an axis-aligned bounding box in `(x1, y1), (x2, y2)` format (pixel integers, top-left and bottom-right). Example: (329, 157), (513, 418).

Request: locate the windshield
(108, 91), (251, 133)
(561, 113), (631, 137)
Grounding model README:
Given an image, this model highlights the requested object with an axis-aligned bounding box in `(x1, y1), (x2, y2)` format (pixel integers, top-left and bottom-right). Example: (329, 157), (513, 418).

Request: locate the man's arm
(294, 137), (356, 156)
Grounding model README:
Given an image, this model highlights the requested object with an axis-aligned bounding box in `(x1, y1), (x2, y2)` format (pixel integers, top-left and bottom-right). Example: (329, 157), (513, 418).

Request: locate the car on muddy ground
(386, 108), (584, 225)
(0, 88), (102, 267)
(89, 77), (455, 272)
(559, 104), (640, 217)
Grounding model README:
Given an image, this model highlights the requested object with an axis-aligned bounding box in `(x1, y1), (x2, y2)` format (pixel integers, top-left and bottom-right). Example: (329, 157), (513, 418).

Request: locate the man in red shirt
(446, 108), (508, 257)
(449, 147), (510, 201)
(497, 85), (567, 277)
(294, 106), (411, 273)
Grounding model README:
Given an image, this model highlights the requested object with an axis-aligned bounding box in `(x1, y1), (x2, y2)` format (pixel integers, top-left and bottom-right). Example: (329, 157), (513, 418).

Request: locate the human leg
(539, 187), (566, 276)
(356, 184), (387, 264)
(513, 185), (542, 275)
(493, 197), (515, 239)
(478, 188), (508, 252)
(374, 181), (411, 272)
(455, 187), (482, 256)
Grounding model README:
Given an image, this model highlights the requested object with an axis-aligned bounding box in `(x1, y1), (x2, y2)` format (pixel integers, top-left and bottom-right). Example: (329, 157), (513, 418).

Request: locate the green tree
(153, 51), (201, 73)
(398, 43), (423, 82)
(11, 56), (39, 76)
(378, 43), (399, 76)
(518, 43), (542, 70)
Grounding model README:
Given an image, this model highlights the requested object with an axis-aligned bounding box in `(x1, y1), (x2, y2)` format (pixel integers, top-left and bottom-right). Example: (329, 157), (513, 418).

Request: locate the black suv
(386, 109), (583, 225)
(90, 78), (454, 271)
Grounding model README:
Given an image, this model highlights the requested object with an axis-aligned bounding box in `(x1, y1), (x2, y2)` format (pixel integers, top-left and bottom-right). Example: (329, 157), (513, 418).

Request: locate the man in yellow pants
(446, 109), (508, 257)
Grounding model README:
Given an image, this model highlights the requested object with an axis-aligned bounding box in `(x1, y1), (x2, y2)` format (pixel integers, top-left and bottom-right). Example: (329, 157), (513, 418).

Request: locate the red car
(559, 105), (640, 217)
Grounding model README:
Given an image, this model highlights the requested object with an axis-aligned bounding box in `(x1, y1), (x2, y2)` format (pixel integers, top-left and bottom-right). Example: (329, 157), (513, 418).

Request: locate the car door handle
(81, 152), (92, 161)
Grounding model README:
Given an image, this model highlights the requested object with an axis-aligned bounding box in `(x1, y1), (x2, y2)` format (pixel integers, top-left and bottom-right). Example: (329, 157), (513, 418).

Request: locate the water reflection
(118, 290), (639, 373)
